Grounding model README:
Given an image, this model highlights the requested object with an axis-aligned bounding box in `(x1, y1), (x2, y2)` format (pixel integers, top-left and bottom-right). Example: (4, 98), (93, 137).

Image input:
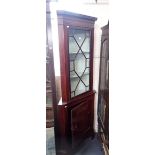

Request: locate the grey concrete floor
(46, 128), (104, 155)
(74, 136), (104, 155)
(46, 128), (56, 155)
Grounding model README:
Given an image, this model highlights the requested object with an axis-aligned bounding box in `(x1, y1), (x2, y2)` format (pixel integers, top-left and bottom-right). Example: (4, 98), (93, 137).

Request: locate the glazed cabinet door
(68, 28), (91, 98)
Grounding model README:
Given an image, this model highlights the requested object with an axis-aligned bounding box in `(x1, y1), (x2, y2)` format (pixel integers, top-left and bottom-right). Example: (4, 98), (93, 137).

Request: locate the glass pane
(85, 52), (90, 59)
(69, 37), (79, 54)
(81, 75), (89, 88)
(86, 86), (89, 91)
(69, 28), (91, 98)
(81, 37), (90, 52)
(70, 71), (77, 78)
(71, 92), (75, 98)
(70, 61), (74, 71)
(75, 81), (86, 96)
(86, 59), (90, 67)
(70, 76), (80, 92)
(74, 51), (86, 77)
(74, 29), (86, 46)
(85, 67), (90, 75)
(81, 68), (90, 86)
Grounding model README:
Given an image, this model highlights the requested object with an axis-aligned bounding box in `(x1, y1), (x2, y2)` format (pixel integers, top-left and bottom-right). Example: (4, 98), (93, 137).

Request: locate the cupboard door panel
(71, 100), (91, 147)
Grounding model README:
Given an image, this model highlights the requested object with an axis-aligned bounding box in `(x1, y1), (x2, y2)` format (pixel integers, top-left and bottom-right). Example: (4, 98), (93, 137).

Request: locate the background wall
(50, 1), (109, 132)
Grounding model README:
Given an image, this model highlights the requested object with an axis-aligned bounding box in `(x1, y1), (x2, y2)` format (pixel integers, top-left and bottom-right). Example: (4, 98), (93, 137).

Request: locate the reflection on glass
(69, 28), (91, 98)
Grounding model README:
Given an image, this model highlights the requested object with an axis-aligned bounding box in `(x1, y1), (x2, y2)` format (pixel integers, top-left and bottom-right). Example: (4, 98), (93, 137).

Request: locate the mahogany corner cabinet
(56, 10), (97, 155)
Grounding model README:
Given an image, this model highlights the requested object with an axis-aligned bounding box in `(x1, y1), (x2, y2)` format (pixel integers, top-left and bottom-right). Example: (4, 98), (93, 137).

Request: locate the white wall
(50, 1), (109, 132)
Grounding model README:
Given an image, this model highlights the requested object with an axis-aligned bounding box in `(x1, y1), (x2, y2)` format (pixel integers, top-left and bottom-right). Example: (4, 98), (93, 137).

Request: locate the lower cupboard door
(71, 100), (91, 148)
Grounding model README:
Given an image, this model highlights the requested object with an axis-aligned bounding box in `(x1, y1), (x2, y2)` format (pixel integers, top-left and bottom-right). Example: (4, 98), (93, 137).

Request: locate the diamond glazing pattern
(69, 29), (91, 97)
